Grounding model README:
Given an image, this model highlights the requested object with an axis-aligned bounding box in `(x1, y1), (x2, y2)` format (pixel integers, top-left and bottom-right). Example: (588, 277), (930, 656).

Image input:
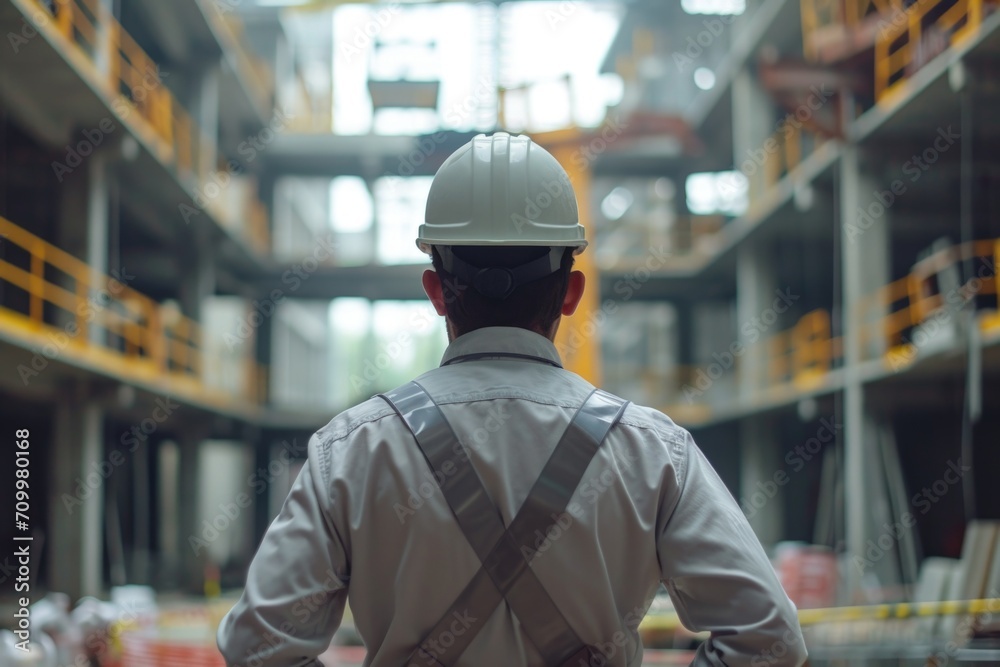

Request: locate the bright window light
(330, 298), (371, 338)
(330, 177), (373, 233)
(681, 0), (745, 15)
(500, 2), (622, 130)
(374, 177), (433, 264)
(693, 67), (716, 90)
(328, 298), (446, 406)
(686, 171), (748, 216)
(333, 2), (623, 135)
(600, 186), (635, 221)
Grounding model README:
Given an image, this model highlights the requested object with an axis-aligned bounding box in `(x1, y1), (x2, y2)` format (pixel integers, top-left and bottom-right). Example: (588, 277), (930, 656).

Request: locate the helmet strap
(437, 246), (566, 300)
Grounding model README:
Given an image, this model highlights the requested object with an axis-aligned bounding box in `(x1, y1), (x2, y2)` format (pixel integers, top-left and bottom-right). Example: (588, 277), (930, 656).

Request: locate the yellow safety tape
(640, 599), (1000, 632)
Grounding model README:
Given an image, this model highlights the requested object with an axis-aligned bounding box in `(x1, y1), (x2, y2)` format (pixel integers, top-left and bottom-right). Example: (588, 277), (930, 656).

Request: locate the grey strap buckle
(379, 382), (629, 667)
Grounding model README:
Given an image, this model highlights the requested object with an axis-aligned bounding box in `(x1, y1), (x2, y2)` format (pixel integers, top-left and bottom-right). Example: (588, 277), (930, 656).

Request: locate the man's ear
(422, 270), (448, 316)
(561, 270), (585, 316)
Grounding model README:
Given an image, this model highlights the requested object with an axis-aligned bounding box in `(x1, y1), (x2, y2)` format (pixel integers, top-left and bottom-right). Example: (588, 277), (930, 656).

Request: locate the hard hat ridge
(417, 132), (587, 254)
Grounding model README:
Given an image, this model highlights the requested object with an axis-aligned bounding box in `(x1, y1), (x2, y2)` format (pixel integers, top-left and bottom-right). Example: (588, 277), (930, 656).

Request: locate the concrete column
(48, 394), (104, 598)
(86, 153), (109, 346)
(732, 64), (775, 202)
(736, 238), (777, 398)
(841, 144), (892, 598)
(56, 150), (110, 338)
(176, 434), (203, 593)
(179, 225), (216, 323)
(156, 439), (180, 588)
(194, 63), (221, 183)
(94, 0), (115, 76)
(740, 416), (784, 547)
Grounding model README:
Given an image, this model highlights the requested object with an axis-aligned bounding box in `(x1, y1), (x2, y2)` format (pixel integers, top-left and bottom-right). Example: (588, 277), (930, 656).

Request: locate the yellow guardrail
(499, 74), (576, 133)
(641, 598), (1000, 633)
(0, 216), (267, 407)
(875, 0), (999, 103)
(766, 309), (843, 390)
(639, 233), (998, 407)
(857, 237), (1000, 362)
(211, 12), (274, 115)
(801, 0), (907, 60)
(750, 122), (809, 206)
(27, 0), (271, 253)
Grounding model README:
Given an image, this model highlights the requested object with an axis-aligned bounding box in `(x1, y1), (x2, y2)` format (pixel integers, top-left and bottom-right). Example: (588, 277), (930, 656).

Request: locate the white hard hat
(417, 132), (588, 254)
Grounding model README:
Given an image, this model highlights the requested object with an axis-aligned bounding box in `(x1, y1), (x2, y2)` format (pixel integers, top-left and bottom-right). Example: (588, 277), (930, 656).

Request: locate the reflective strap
(380, 384), (629, 666)
(489, 388), (629, 663)
(380, 381), (506, 565)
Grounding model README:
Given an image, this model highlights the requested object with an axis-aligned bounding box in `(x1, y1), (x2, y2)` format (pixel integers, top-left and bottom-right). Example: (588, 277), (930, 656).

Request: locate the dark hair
(431, 245), (575, 338)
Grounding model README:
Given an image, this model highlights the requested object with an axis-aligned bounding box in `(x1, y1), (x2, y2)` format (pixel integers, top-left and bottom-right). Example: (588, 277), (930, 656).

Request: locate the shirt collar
(440, 327), (563, 368)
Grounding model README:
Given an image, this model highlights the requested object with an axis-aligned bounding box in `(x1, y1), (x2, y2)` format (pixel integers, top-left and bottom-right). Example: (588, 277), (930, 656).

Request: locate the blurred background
(0, 0), (999, 664)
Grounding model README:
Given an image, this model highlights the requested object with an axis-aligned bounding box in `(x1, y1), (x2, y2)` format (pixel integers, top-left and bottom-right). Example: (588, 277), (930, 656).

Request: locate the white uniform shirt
(218, 327), (806, 667)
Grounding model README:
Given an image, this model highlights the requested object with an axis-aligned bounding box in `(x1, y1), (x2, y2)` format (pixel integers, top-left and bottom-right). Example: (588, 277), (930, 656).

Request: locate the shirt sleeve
(657, 429), (807, 667)
(217, 433), (350, 667)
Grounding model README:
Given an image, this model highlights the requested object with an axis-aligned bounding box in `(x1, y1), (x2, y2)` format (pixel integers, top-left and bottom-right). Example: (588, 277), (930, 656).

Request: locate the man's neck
(445, 320), (560, 344)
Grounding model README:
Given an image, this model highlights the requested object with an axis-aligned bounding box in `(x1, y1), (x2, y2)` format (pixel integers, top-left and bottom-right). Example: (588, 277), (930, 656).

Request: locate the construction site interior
(0, 0), (999, 664)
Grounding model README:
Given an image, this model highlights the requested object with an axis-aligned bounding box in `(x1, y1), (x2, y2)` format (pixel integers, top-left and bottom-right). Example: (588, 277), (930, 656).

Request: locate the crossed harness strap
(378, 381), (629, 667)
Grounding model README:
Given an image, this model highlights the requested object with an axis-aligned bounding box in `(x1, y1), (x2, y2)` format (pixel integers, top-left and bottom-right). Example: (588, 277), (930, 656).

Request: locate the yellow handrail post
(994, 239), (1000, 300)
(56, 0), (72, 42)
(908, 273), (925, 324)
(787, 125), (802, 173)
(29, 241), (45, 329)
(75, 276), (89, 343)
(149, 303), (166, 372)
(107, 20), (120, 98)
